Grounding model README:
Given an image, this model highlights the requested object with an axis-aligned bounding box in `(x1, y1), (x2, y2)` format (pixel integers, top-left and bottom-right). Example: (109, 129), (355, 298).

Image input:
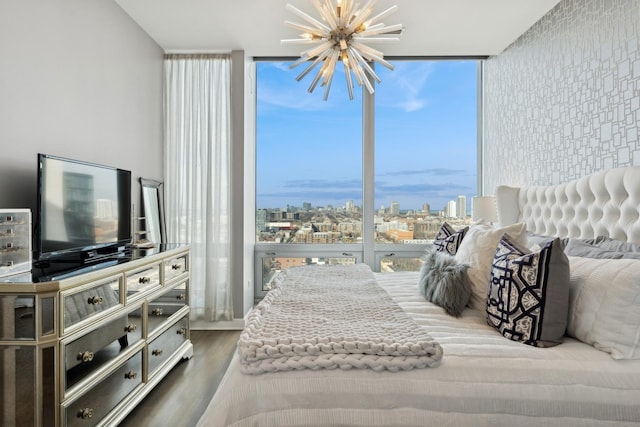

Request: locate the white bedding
(197, 271), (640, 427)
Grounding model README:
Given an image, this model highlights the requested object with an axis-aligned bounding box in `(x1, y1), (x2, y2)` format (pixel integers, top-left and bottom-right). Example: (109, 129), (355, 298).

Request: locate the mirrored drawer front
(163, 255), (188, 282)
(0, 223), (31, 276)
(0, 295), (36, 340)
(147, 283), (188, 336)
(63, 277), (121, 330)
(64, 351), (142, 427)
(0, 210), (30, 226)
(0, 224), (30, 240)
(147, 315), (189, 377)
(125, 263), (161, 298)
(64, 307), (143, 393)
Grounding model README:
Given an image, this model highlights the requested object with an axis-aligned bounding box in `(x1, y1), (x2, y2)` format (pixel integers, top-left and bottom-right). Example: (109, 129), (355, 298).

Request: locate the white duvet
(198, 271), (640, 427)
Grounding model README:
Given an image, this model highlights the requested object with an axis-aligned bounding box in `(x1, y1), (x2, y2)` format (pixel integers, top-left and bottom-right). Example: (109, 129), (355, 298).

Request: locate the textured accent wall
(483, 0), (640, 192)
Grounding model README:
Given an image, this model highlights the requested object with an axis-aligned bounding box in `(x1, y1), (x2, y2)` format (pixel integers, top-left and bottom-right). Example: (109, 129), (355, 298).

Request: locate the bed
(198, 166), (640, 427)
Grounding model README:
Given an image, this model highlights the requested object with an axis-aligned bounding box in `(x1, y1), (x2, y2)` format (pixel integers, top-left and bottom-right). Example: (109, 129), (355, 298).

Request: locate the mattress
(198, 271), (640, 427)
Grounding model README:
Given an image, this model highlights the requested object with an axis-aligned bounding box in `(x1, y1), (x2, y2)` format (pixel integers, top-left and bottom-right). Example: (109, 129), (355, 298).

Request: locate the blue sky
(256, 59), (478, 212)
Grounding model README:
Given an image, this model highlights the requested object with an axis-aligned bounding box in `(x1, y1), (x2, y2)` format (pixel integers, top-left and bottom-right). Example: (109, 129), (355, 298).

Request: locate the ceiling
(114, 0), (561, 57)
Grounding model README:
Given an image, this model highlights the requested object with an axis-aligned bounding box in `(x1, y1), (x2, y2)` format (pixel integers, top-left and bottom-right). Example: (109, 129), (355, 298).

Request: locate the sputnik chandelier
(281, 0), (403, 100)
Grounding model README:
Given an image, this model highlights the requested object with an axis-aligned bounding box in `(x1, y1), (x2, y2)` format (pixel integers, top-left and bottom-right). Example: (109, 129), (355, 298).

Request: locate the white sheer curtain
(163, 54), (233, 321)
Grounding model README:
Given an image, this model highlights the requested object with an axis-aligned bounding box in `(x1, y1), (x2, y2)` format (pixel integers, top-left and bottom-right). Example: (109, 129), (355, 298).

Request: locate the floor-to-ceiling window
(255, 59), (480, 297)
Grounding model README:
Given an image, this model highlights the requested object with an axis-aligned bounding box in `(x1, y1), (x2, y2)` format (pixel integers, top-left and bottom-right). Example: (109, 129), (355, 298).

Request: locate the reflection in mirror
(139, 178), (166, 245)
(0, 295), (36, 340)
(41, 297), (55, 336)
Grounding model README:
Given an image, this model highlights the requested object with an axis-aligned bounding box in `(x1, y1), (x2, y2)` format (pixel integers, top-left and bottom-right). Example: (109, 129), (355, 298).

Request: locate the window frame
(253, 57), (485, 299)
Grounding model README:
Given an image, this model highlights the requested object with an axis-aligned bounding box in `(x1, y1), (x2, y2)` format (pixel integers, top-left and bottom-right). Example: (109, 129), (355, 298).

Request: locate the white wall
(0, 0), (164, 213)
(483, 0), (640, 191)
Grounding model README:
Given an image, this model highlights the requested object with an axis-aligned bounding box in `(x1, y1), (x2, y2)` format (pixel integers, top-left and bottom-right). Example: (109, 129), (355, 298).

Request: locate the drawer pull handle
(124, 324), (137, 333)
(124, 370), (138, 380)
(139, 276), (151, 284)
(5, 242), (13, 249)
(5, 215), (13, 222)
(151, 308), (164, 316)
(5, 261), (13, 267)
(176, 294), (186, 301)
(77, 408), (94, 420)
(87, 296), (103, 305)
(5, 228), (14, 235)
(77, 351), (94, 363)
(177, 327), (187, 336)
(152, 348), (163, 356)
(171, 263), (181, 270)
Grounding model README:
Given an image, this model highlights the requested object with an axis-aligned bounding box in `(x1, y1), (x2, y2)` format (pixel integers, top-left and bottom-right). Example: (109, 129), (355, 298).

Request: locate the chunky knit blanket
(238, 264), (443, 374)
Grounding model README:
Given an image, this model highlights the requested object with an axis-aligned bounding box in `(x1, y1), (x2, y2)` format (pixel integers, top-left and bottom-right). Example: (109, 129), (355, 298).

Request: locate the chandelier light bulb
(281, 0), (403, 101)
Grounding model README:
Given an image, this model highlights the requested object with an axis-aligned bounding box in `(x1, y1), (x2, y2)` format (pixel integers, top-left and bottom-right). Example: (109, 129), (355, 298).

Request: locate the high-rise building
(422, 203), (431, 215)
(445, 200), (456, 218)
(256, 209), (267, 232)
(345, 200), (355, 212)
(456, 195), (467, 218)
(390, 201), (400, 216)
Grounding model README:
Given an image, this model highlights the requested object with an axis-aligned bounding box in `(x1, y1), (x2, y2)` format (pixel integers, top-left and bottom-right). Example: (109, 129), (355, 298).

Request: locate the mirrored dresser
(0, 244), (192, 426)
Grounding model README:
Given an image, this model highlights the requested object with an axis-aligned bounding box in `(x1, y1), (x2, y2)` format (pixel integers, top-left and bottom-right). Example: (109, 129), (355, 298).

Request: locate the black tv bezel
(35, 153), (132, 265)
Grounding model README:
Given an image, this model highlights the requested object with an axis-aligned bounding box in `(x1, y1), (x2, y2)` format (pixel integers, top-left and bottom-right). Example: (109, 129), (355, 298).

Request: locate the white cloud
(382, 61), (435, 112)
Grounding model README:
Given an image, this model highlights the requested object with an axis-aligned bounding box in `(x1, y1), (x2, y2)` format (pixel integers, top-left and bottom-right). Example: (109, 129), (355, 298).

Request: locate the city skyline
(259, 196), (471, 217)
(256, 60), (478, 211)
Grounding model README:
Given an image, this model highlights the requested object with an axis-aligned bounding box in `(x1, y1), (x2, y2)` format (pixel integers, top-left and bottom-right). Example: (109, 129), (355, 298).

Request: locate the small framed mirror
(139, 178), (166, 244)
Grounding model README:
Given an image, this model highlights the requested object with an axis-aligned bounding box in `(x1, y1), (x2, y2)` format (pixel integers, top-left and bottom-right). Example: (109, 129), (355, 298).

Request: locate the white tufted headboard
(495, 166), (640, 245)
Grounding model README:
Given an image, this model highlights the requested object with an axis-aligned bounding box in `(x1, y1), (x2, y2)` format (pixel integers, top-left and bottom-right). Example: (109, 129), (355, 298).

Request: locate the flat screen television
(35, 153), (132, 266)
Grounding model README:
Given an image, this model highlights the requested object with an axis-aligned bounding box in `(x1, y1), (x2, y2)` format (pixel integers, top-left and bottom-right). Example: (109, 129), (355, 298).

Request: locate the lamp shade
(472, 196), (498, 222)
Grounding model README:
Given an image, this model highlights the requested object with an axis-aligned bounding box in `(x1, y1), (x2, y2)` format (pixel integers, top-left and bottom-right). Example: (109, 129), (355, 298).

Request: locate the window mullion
(362, 72), (376, 269)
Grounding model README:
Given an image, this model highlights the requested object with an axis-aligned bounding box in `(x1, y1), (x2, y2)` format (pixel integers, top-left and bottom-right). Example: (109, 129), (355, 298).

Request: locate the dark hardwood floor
(120, 330), (240, 427)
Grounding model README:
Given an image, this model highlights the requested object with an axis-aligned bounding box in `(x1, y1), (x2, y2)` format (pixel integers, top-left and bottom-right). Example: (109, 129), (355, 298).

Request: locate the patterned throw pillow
(486, 234), (569, 347)
(433, 222), (469, 255)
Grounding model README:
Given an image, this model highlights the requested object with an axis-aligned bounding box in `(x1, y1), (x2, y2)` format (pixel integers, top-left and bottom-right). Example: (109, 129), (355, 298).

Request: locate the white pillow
(454, 222), (527, 309)
(567, 256), (640, 359)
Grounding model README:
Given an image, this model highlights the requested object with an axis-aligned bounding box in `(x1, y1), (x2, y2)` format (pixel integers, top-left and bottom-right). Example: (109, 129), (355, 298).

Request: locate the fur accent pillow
(433, 222), (469, 255)
(486, 234), (569, 347)
(419, 249), (471, 317)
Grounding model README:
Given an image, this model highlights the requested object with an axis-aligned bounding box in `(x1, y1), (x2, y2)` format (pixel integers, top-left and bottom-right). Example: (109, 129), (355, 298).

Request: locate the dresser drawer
(63, 305), (143, 394)
(147, 315), (189, 377)
(0, 216), (31, 276)
(125, 262), (161, 300)
(163, 254), (188, 282)
(64, 351), (142, 427)
(62, 277), (122, 331)
(147, 282), (188, 335)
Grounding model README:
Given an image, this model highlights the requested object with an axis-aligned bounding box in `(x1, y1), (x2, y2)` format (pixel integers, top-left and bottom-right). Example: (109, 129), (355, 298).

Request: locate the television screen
(36, 154), (132, 261)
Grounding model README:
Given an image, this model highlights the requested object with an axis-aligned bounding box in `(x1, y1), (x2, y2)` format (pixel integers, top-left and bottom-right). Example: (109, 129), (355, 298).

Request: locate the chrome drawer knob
(138, 276), (151, 284)
(152, 348), (163, 356)
(87, 296), (103, 305)
(176, 294), (186, 301)
(77, 351), (94, 363)
(77, 408), (93, 419)
(177, 327), (187, 336)
(124, 370), (138, 380)
(171, 263), (181, 270)
(151, 308), (164, 316)
(124, 324), (137, 333)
